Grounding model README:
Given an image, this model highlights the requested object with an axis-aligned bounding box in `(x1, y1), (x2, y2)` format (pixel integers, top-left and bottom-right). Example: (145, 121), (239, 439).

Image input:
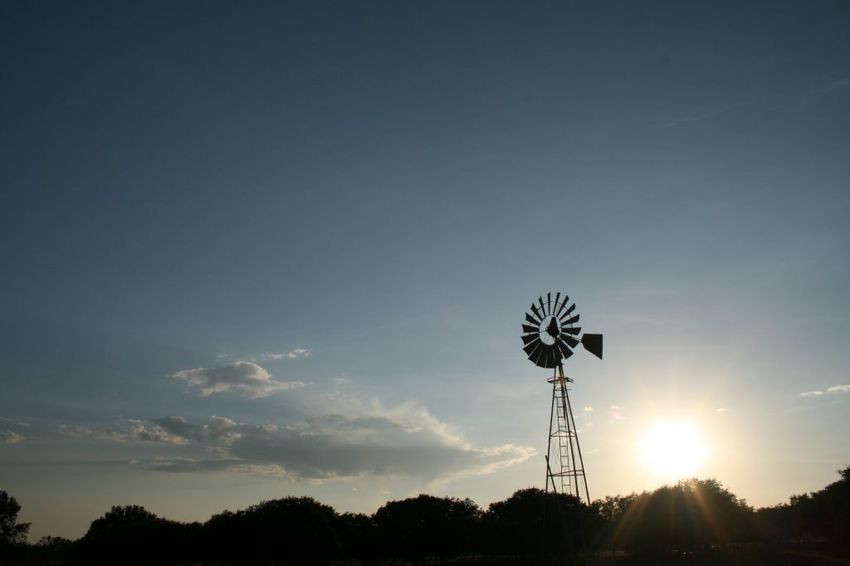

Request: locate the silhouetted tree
(373, 494), (481, 564)
(203, 496), (338, 564)
(611, 478), (754, 556)
(758, 466), (850, 548)
(588, 493), (637, 554)
(72, 504), (197, 564)
(0, 490), (30, 562)
(485, 488), (586, 563)
(28, 535), (73, 563)
(335, 512), (379, 562)
(813, 466), (850, 546)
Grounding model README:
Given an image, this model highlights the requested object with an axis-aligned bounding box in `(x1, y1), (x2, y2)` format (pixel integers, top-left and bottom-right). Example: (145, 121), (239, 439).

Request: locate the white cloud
(583, 406), (593, 412)
(826, 384), (850, 394)
(259, 348), (311, 360)
(2, 430), (24, 444)
(170, 361), (304, 398)
(799, 390), (823, 397)
(715, 408), (728, 413)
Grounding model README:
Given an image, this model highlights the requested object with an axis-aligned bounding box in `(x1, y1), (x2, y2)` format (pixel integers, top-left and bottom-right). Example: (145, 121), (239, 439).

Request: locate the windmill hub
(545, 317), (559, 338)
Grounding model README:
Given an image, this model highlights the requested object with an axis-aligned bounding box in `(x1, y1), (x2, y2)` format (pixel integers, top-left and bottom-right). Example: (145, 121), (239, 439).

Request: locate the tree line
(1, 467), (848, 564)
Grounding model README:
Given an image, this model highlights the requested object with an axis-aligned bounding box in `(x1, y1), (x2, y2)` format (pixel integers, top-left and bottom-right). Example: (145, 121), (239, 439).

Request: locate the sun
(636, 420), (707, 481)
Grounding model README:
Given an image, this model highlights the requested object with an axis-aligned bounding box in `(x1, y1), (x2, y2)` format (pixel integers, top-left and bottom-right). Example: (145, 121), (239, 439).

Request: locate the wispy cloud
(583, 406), (593, 413)
(59, 421), (188, 445)
(2, 430), (25, 444)
(59, 424), (130, 442)
(799, 384), (850, 398)
(809, 76), (850, 98)
(259, 348), (311, 361)
(170, 361), (304, 398)
(0, 417), (31, 428)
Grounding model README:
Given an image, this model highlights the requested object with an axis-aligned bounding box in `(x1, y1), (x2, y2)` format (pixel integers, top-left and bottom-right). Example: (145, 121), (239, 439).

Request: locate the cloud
(142, 404), (534, 486)
(715, 408), (728, 413)
(2, 430), (24, 444)
(59, 424), (131, 442)
(799, 385), (850, 398)
(0, 417), (31, 427)
(583, 406), (593, 413)
(59, 421), (188, 445)
(259, 348), (311, 361)
(170, 361), (305, 398)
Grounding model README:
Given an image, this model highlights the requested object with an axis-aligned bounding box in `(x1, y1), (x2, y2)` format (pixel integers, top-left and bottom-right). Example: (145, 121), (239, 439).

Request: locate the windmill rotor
(520, 293), (603, 369)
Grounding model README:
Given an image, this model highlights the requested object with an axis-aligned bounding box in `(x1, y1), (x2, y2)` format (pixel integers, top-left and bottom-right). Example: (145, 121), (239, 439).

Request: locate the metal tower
(545, 366), (590, 503)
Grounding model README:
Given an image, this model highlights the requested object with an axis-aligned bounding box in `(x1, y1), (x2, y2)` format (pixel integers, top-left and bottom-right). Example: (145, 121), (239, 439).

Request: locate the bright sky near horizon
(1, 1), (849, 540)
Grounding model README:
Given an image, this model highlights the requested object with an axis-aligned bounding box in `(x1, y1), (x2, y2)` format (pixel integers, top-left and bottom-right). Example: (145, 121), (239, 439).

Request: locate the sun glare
(637, 420), (707, 482)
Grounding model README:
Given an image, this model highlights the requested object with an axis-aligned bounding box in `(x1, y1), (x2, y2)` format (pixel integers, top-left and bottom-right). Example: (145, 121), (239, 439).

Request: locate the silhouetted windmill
(521, 292), (602, 503)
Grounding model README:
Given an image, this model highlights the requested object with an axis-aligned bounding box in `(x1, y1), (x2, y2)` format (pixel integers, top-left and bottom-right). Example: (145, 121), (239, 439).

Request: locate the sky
(1, 1), (849, 540)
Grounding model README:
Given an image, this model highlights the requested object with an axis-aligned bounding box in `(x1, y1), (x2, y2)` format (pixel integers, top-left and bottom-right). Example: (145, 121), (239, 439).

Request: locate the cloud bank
(63, 404), (535, 486)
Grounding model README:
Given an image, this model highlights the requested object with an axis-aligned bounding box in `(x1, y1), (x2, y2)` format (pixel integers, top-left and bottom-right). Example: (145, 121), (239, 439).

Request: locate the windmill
(521, 292), (602, 503)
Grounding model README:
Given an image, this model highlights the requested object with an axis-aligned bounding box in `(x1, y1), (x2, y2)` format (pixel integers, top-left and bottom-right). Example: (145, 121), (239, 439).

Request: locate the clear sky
(1, 1), (849, 540)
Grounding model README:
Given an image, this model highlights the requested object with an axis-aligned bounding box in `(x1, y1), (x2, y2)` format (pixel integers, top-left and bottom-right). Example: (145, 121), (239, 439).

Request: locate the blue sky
(1, 1), (849, 539)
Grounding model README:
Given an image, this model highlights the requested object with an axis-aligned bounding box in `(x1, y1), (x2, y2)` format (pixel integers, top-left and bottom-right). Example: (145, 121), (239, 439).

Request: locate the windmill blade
(525, 313), (540, 325)
(559, 303), (576, 322)
(553, 292), (562, 316)
(582, 333), (603, 359)
(557, 341), (574, 360)
(561, 326), (581, 336)
(555, 295), (569, 317)
(531, 344), (547, 366)
(538, 297), (546, 318)
(523, 338), (541, 355)
(521, 333), (539, 346)
(560, 335), (579, 348)
(561, 314), (580, 326)
(522, 324), (539, 334)
(546, 292), (552, 316)
(539, 346), (553, 368)
(530, 303), (542, 321)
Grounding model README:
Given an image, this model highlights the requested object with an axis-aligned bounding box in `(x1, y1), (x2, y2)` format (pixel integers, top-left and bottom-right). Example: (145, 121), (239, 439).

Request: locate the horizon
(1, 1), (849, 541)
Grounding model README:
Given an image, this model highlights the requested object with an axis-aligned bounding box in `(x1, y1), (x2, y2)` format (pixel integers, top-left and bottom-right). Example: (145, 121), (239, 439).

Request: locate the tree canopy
(3, 466), (850, 564)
